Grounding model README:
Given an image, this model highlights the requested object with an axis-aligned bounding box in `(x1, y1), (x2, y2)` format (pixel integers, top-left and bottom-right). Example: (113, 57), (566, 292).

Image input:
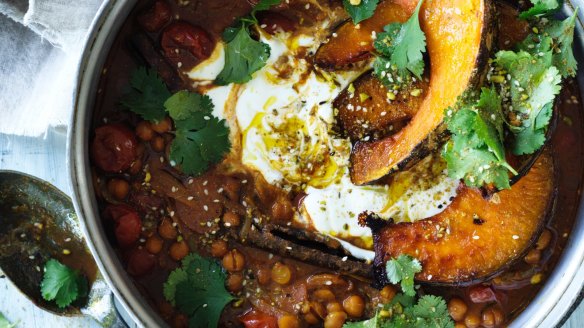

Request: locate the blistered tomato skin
(104, 204), (142, 247)
(91, 123), (138, 173)
(138, 0), (172, 32)
(161, 21), (215, 69)
(239, 311), (278, 328)
(127, 249), (156, 276)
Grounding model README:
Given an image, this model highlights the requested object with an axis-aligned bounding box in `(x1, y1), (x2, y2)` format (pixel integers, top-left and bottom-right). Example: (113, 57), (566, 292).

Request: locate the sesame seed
(188, 196), (194, 201)
(512, 235), (519, 240)
(203, 180), (208, 186)
(472, 235), (480, 240)
(204, 205), (209, 211)
(62, 249), (71, 255)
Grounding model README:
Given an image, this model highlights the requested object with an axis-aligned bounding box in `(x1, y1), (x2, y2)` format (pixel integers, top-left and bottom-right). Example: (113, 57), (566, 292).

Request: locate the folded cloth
(0, 0), (104, 137)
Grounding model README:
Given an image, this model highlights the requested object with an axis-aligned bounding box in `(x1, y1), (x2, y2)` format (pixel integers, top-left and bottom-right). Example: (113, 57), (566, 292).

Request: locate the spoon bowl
(0, 171), (121, 326)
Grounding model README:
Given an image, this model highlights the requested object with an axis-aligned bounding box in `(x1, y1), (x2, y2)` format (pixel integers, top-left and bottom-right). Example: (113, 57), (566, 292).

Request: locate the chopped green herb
(518, 11), (578, 78)
(40, 259), (88, 309)
(120, 67), (171, 122)
(343, 294), (454, 328)
(519, 0), (561, 19)
(122, 69), (231, 176)
(493, 50), (562, 155)
(385, 255), (422, 297)
(215, 26), (271, 85)
(342, 0), (380, 24)
(215, 0), (280, 85)
(0, 312), (16, 328)
(163, 254), (235, 328)
(373, 0), (426, 89)
(442, 88), (517, 190)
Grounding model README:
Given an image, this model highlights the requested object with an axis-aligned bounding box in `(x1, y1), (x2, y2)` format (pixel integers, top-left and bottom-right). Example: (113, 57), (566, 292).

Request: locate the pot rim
(68, 1), (584, 327)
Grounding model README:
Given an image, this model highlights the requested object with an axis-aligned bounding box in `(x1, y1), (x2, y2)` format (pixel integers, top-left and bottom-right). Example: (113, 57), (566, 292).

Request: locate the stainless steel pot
(69, 1), (584, 327)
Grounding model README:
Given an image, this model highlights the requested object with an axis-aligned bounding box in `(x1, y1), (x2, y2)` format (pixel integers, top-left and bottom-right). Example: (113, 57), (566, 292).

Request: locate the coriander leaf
(121, 67), (171, 122)
(406, 295), (453, 328)
(374, 0), (425, 78)
(41, 259), (88, 308)
(170, 116), (230, 176)
(0, 312), (16, 328)
(343, 293), (454, 328)
(342, 0), (380, 24)
(164, 90), (214, 120)
(493, 51), (562, 155)
(385, 255), (422, 296)
(442, 88), (516, 190)
(252, 0), (281, 15)
(517, 12), (577, 78)
(215, 26), (271, 85)
(545, 11), (578, 78)
(519, 0), (561, 19)
(164, 254), (235, 328)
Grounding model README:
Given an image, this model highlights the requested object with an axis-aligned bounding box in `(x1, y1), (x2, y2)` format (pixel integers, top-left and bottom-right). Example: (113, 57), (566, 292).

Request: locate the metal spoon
(0, 170), (125, 327)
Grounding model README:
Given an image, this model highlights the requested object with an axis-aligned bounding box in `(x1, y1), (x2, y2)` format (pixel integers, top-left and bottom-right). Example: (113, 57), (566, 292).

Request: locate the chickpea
(454, 323), (466, 328)
(448, 297), (468, 322)
(536, 229), (552, 250)
(211, 239), (228, 258)
(223, 211), (241, 228)
(324, 312), (347, 328)
(278, 315), (301, 328)
(151, 135), (165, 152)
(151, 117), (172, 133)
(380, 285), (397, 302)
(464, 313), (481, 328)
(313, 289), (336, 302)
(256, 267), (271, 285)
(169, 241), (189, 261)
(159, 219), (177, 240)
(304, 313), (320, 325)
(524, 249), (541, 264)
(481, 306), (504, 328)
(343, 295), (365, 318)
(145, 235), (163, 254)
(271, 262), (293, 285)
(226, 273), (244, 293)
(222, 249), (245, 272)
(136, 121), (154, 141)
(107, 178), (130, 200)
(327, 302), (343, 313)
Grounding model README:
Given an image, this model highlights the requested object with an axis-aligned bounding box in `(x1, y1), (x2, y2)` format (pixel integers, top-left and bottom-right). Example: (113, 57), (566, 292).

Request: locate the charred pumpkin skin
(370, 151), (555, 286)
(314, 1), (415, 70)
(334, 71), (428, 141)
(350, 0), (496, 185)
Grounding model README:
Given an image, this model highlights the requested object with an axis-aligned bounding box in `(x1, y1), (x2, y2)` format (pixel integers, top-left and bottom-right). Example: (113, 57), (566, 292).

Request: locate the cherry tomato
(138, 0), (171, 32)
(91, 123), (137, 173)
(161, 22), (215, 69)
(469, 286), (497, 303)
(257, 12), (296, 35)
(239, 310), (278, 328)
(127, 249), (156, 276)
(104, 204), (142, 247)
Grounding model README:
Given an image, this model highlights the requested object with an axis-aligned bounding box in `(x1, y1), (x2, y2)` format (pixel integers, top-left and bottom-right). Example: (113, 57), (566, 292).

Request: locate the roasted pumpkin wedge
(334, 71), (428, 141)
(350, 0), (495, 185)
(368, 150), (554, 286)
(314, 1), (415, 70)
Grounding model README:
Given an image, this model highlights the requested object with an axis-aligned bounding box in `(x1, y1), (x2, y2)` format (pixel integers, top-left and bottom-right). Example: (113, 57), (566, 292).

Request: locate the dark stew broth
(90, 0), (584, 327)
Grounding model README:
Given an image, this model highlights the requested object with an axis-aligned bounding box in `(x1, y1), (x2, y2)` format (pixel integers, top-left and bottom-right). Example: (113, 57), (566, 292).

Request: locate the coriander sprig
(215, 0), (281, 85)
(373, 0), (426, 91)
(121, 68), (231, 176)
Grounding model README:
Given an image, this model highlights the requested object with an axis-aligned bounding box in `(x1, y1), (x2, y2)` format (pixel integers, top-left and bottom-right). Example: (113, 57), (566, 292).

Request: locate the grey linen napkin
(0, 0), (104, 136)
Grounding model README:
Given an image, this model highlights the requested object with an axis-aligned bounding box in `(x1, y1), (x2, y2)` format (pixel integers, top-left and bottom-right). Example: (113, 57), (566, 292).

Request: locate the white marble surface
(0, 128), (583, 327)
